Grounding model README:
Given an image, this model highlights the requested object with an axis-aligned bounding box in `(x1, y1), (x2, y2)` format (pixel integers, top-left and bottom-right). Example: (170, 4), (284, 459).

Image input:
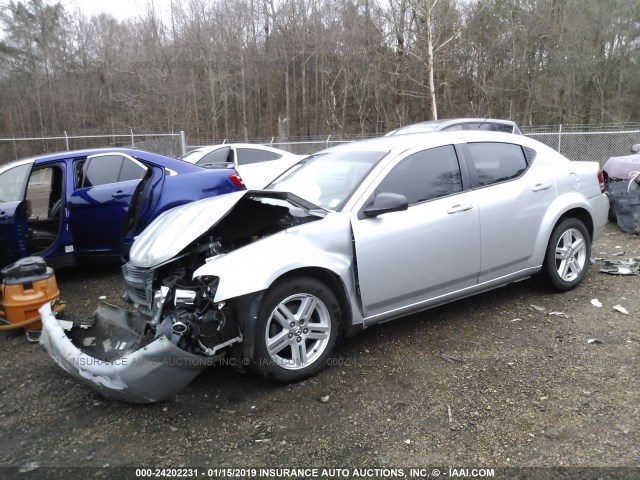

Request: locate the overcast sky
(64, 0), (173, 21)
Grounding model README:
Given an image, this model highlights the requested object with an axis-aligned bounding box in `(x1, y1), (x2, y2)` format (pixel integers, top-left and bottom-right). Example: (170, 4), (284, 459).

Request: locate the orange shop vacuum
(0, 257), (65, 342)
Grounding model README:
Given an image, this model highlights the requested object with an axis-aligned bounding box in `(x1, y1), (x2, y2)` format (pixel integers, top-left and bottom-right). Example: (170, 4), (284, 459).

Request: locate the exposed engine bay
(123, 195), (323, 356)
(39, 192), (325, 403)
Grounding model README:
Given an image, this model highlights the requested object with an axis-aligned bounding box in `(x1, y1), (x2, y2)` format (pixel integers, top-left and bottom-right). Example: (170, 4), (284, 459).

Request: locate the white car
(181, 143), (305, 189)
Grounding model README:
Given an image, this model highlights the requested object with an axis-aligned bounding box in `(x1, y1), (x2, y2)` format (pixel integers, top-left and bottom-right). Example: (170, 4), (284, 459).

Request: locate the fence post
(130, 129), (135, 147)
(64, 131), (69, 151)
(180, 131), (187, 156)
(558, 123), (562, 153)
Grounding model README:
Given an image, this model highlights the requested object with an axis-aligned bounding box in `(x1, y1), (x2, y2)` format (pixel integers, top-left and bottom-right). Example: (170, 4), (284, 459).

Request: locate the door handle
(532, 183), (551, 192)
(112, 190), (129, 198)
(447, 204), (473, 214)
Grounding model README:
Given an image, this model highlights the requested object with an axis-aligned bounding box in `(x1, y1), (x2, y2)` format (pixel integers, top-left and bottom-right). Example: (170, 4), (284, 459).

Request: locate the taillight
(229, 174), (246, 189)
(597, 170), (605, 193)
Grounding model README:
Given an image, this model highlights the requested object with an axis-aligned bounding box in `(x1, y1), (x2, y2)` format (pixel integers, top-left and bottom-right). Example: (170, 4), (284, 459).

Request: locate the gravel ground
(0, 222), (638, 479)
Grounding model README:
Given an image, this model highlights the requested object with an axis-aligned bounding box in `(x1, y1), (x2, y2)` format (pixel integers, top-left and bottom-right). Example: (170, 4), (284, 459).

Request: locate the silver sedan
(41, 131), (609, 402)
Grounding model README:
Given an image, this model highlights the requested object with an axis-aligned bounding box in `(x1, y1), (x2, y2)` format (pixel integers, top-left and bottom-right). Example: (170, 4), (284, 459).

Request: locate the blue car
(0, 148), (245, 267)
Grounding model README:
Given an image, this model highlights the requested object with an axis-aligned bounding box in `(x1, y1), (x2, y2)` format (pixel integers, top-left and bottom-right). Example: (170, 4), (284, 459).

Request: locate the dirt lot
(0, 222), (638, 479)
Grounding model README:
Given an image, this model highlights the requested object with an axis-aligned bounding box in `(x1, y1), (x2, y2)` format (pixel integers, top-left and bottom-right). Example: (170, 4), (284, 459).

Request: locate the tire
(252, 277), (340, 382)
(539, 218), (591, 291)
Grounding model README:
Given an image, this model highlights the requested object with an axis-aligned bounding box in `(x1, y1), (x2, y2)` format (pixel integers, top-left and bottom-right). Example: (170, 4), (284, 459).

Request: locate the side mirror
(362, 192), (409, 218)
(631, 144), (640, 154)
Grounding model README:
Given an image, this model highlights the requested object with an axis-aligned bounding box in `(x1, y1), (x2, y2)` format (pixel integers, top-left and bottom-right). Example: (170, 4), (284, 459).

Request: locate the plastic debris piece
(440, 353), (461, 364)
(613, 305), (630, 315)
(529, 304), (546, 312)
(590, 299), (603, 308)
(511, 318), (523, 322)
(587, 338), (604, 345)
(99, 295), (107, 300)
(612, 251), (625, 256)
(548, 312), (568, 318)
(599, 258), (639, 275)
(319, 395), (330, 403)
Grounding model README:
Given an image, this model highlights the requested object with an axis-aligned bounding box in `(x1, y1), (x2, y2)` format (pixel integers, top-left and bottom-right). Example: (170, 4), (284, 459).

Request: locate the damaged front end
(39, 302), (218, 403)
(40, 191), (326, 403)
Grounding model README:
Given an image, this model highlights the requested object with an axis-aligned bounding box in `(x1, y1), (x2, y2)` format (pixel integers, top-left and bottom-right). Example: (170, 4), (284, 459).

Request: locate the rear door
(68, 153), (147, 254)
(0, 162), (32, 266)
(462, 141), (553, 282)
(351, 145), (480, 318)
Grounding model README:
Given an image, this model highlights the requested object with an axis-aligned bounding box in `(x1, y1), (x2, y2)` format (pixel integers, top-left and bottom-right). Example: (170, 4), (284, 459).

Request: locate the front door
(0, 162), (32, 266)
(351, 145), (480, 319)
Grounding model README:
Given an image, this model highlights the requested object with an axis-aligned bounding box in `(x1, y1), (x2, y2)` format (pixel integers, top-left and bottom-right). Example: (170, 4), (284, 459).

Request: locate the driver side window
(375, 145), (463, 206)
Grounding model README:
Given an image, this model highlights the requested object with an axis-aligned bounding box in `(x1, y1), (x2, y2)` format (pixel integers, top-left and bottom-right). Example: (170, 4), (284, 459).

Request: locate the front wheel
(252, 277), (340, 382)
(539, 218), (591, 291)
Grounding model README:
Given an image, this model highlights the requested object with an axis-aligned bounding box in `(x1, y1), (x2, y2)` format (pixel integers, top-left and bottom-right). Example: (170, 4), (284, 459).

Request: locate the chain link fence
(188, 126), (640, 163)
(3, 126), (639, 166)
(525, 129), (640, 166)
(0, 131), (186, 166)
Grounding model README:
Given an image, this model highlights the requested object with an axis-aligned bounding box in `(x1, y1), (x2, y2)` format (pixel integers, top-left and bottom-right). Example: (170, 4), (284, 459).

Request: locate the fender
(192, 213), (357, 308)
(532, 191), (604, 267)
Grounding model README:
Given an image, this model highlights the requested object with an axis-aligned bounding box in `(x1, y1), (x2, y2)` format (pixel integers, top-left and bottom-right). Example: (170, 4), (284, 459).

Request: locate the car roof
(188, 143), (294, 155)
(2, 147), (204, 175)
(321, 130), (537, 157)
(386, 118), (521, 136)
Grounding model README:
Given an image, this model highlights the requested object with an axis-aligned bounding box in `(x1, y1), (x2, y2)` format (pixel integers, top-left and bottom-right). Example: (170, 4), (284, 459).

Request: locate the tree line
(0, 0), (639, 148)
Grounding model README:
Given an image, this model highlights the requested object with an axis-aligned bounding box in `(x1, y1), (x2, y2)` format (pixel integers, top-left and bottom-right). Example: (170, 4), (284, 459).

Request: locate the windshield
(0, 163), (31, 202)
(266, 150), (386, 211)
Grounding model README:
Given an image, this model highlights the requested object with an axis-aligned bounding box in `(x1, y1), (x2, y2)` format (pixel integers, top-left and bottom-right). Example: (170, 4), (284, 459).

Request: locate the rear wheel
(539, 218), (591, 291)
(252, 277), (340, 382)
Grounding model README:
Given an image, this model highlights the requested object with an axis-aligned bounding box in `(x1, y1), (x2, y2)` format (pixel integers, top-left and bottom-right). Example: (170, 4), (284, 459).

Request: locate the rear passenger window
(466, 142), (528, 187)
(237, 148), (282, 165)
(82, 155), (122, 187)
(493, 124), (514, 133)
(375, 145), (462, 205)
(80, 155), (146, 188)
(197, 147), (232, 166)
(119, 157), (146, 182)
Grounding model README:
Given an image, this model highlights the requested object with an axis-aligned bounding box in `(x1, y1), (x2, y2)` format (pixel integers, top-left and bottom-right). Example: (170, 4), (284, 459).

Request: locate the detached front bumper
(39, 302), (212, 403)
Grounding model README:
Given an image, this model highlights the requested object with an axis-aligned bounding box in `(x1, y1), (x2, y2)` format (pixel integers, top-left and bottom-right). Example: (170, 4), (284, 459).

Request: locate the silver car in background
(40, 131), (609, 402)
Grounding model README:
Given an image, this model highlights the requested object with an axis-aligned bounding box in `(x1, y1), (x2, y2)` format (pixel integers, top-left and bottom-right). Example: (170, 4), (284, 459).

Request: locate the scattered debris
(548, 312), (569, 318)
(529, 304), (546, 313)
(404, 439), (411, 445)
(599, 258), (640, 276)
(590, 299), (603, 308)
(612, 251), (625, 256)
(18, 462), (39, 473)
(447, 404), (453, 428)
(587, 338), (605, 345)
(439, 353), (461, 364)
(99, 295), (107, 300)
(613, 305), (630, 315)
(319, 395), (330, 403)
(511, 318), (523, 322)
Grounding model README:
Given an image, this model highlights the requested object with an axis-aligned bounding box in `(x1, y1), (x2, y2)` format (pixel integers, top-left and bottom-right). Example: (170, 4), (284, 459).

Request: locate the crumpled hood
(129, 190), (247, 268)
